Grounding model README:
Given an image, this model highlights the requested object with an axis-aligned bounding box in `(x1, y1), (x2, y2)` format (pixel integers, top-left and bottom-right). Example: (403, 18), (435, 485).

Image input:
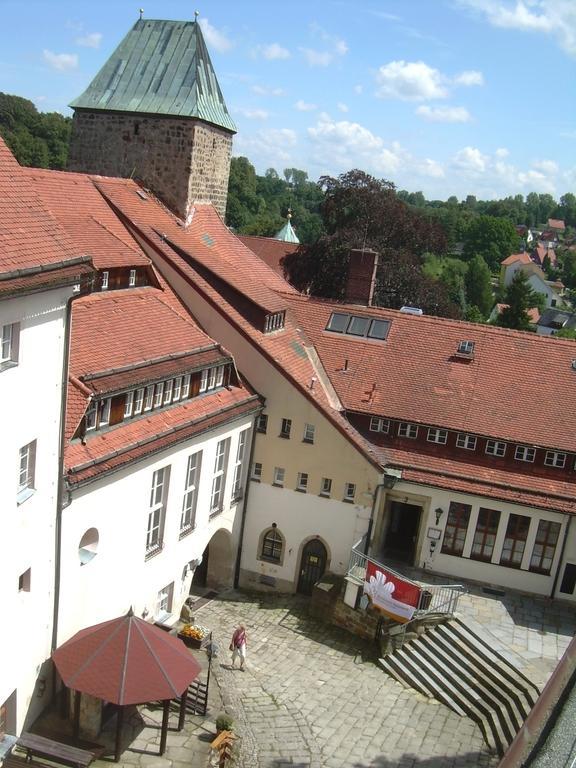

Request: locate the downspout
(50, 292), (76, 697)
(364, 483), (386, 556)
(233, 416), (260, 588)
(550, 514), (572, 599)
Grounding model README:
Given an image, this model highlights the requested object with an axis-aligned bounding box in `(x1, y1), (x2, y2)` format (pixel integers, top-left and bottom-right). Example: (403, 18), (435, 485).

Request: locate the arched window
(260, 528), (284, 563)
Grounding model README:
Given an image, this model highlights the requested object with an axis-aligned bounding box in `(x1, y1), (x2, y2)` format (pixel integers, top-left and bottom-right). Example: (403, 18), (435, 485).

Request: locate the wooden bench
(2, 754), (48, 768)
(16, 734), (95, 768)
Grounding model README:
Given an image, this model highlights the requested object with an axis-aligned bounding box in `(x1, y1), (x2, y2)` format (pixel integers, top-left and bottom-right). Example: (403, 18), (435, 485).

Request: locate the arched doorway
(192, 529), (234, 589)
(297, 538), (328, 595)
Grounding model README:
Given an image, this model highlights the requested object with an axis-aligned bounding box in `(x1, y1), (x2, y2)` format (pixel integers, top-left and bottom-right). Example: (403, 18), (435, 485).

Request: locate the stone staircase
(378, 616), (540, 757)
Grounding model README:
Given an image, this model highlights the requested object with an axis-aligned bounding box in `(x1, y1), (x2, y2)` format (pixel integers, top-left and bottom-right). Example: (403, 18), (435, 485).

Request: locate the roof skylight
(326, 312), (390, 341)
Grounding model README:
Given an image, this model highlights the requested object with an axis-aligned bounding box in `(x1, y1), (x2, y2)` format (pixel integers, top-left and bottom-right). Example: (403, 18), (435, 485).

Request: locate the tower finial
(139, 8), (144, 20)
(287, 206), (293, 220)
(195, 10), (199, 21)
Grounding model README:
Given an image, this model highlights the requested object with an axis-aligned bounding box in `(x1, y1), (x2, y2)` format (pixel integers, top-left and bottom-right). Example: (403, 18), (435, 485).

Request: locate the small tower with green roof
(67, 15), (236, 220)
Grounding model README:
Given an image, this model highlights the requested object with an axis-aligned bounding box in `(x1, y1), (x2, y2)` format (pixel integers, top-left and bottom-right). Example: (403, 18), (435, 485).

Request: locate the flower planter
(178, 632), (203, 649)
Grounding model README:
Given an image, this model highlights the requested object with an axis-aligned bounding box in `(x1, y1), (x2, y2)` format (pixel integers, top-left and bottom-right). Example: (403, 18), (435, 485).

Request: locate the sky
(0, 0), (575, 201)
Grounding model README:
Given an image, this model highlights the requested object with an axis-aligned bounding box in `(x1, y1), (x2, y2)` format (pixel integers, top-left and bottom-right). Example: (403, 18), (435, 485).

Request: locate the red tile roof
(548, 219), (565, 231)
(283, 293), (576, 453)
(24, 167), (150, 269)
(379, 446), (576, 514)
(237, 235), (299, 278)
(0, 138), (88, 277)
(501, 252), (532, 266)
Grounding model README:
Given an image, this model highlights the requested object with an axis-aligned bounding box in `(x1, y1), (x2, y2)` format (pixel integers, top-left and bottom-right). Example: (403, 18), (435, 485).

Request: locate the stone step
(431, 626), (532, 722)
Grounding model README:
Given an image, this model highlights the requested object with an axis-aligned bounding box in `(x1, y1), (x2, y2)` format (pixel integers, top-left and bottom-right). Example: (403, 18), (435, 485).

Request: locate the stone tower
(67, 18), (236, 220)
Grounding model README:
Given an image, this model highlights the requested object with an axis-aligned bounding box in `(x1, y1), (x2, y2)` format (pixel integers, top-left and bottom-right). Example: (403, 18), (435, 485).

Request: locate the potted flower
(178, 623), (209, 649)
(215, 713), (234, 734)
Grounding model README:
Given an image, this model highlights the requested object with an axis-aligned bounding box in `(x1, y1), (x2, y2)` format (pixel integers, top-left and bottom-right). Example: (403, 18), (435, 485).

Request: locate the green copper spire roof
(275, 210), (300, 243)
(70, 18), (236, 133)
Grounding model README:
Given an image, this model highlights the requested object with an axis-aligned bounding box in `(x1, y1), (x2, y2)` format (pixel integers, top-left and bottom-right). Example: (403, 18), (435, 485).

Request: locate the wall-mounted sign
(363, 562), (421, 623)
(427, 527), (442, 540)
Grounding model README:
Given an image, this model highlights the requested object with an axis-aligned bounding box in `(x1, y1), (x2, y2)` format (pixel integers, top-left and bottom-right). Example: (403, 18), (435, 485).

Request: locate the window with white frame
(124, 390), (134, 417)
(545, 451), (566, 468)
(146, 466), (170, 555)
(251, 462), (262, 481)
(530, 520), (561, 575)
(18, 440), (36, 498)
(210, 438), (230, 516)
(486, 440), (507, 457)
(181, 451), (202, 533)
(173, 377), (182, 402)
(320, 477), (332, 497)
(515, 446), (536, 463)
(398, 423), (418, 439)
(280, 418), (292, 438)
(144, 385), (154, 411)
(99, 398), (111, 426)
(500, 514), (530, 568)
(296, 472), (308, 492)
(456, 433), (477, 450)
(199, 369), (208, 393)
(273, 467), (285, 486)
(256, 414), (268, 433)
(303, 423), (315, 443)
(369, 417), (389, 433)
(134, 388), (144, 414)
(129, 269), (136, 287)
(101, 271), (109, 290)
(156, 582), (174, 618)
(163, 379), (173, 405)
(344, 482), (356, 502)
(85, 401), (97, 431)
(182, 374), (191, 398)
(154, 382), (164, 408)
(427, 428), (448, 445)
(1, 322), (19, 368)
(232, 430), (249, 500)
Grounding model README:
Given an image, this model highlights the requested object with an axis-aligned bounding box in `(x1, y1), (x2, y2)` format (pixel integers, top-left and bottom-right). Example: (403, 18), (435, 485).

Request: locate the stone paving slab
(196, 591), (497, 768)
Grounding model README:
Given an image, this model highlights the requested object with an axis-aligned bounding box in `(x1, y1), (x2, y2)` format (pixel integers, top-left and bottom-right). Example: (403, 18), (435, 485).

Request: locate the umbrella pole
(73, 690), (81, 743)
(114, 706), (125, 762)
(178, 689), (188, 731)
(159, 700), (170, 755)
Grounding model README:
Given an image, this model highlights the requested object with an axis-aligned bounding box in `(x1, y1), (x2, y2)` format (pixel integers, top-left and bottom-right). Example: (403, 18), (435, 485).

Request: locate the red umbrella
(53, 610), (200, 705)
(52, 611), (201, 759)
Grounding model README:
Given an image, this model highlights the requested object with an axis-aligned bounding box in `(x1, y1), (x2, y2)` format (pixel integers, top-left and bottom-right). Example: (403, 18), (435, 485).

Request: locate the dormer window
(85, 401), (97, 431)
(200, 365), (225, 394)
(129, 269), (136, 287)
(457, 340), (475, 355)
(101, 271), (109, 291)
(264, 312), (285, 333)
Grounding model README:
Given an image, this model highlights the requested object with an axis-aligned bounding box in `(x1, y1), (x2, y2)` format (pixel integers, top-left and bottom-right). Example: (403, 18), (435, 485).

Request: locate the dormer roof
(69, 18), (236, 133)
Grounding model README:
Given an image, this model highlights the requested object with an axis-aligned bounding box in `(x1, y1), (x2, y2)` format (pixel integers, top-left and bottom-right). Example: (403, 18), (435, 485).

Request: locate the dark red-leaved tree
(282, 169), (454, 316)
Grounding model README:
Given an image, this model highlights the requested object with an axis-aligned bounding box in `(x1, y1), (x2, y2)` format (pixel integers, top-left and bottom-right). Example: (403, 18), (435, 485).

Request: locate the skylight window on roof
(457, 340), (475, 355)
(325, 312), (391, 341)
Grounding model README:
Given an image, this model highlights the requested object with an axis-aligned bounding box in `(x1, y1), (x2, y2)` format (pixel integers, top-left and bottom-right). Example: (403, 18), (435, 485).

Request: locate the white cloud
(235, 107), (269, 120)
(416, 105), (472, 122)
(235, 128), (298, 166)
(495, 147), (509, 157)
(458, 0), (576, 56)
(251, 85), (284, 96)
(300, 48), (334, 67)
(198, 18), (232, 53)
(260, 43), (290, 60)
(337, 102), (349, 113)
(419, 158), (445, 178)
(295, 99), (317, 112)
(375, 60), (449, 100)
(43, 50), (78, 72)
(354, 84), (364, 95)
(454, 69), (484, 86)
(75, 32), (102, 49)
(453, 146), (489, 172)
(533, 159), (559, 174)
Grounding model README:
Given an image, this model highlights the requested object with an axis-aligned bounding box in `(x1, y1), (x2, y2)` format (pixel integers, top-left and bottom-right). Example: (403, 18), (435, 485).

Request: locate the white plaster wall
(57, 414), (253, 645)
(0, 287), (71, 732)
(387, 481), (572, 599)
(241, 480), (371, 590)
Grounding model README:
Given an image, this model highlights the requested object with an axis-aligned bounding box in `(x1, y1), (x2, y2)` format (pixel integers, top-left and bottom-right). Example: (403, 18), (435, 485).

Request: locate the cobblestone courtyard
(200, 591), (499, 768)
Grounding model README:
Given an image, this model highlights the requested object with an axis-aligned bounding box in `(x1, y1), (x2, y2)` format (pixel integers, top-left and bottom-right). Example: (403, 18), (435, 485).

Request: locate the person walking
(230, 623), (247, 670)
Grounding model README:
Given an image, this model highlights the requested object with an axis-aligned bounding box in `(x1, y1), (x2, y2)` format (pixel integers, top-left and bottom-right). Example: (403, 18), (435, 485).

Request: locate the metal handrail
(347, 544), (467, 621)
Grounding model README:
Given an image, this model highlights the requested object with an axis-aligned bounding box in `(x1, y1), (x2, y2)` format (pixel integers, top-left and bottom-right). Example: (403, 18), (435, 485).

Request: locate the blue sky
(0, 0), (574, 201)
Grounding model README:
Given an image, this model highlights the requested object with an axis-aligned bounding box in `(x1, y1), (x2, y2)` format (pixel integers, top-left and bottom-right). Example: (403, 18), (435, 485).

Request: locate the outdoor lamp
(435, 507), (444, 525)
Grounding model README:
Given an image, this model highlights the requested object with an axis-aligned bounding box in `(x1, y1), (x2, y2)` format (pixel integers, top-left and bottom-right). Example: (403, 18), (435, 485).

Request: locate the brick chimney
(345, 248), (379, 306)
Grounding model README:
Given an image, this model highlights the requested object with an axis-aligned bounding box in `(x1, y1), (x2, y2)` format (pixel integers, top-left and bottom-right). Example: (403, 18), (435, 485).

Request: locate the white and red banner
(363, 562), (422, 623)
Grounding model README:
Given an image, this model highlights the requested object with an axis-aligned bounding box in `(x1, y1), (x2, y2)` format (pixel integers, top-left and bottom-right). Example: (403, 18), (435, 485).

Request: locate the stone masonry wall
(67, 111), (233, 220)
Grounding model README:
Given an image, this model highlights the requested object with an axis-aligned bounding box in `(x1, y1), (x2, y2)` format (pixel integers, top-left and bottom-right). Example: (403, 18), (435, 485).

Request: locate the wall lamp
(37, 678), (46, 697)
(435, 507), (444, 525)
